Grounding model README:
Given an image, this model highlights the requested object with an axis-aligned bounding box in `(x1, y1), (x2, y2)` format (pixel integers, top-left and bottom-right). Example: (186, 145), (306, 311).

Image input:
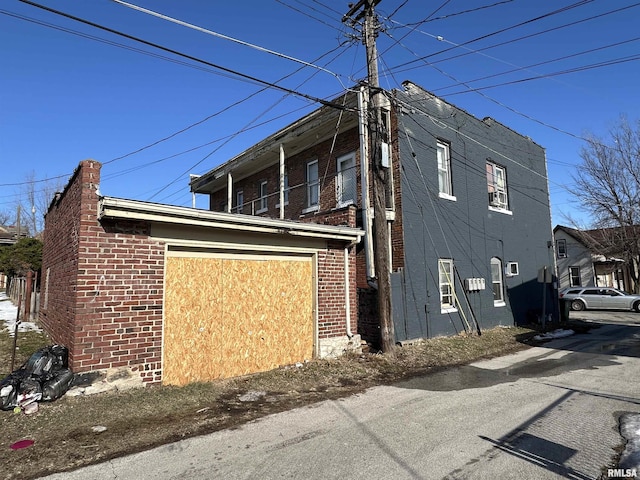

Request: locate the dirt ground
(1, 326), (547, 480)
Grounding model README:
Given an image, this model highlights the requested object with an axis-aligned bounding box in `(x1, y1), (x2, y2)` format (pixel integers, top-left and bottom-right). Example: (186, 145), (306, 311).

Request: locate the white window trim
(336, 152), (356, 208)
(437, 141), (453, 197)
(257, 181), (268, 214)
(487, 162), (509, 212)
(557, 239), (567, 258)
(302, 205), (320, 214)
(438, 192), (457, 202)
(491, 257), (505, 306)
(234, 190), (244, 214)
(438, 258), (457, 313)
(488, 205), (513, 216)
(569, 266), (581, 287)
(307, 159), (319, 209)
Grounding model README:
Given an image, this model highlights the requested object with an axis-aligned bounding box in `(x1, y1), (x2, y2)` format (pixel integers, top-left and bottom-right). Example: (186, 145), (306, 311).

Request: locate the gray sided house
(554, 225), (633, 291)
(192, 81), (554, 344)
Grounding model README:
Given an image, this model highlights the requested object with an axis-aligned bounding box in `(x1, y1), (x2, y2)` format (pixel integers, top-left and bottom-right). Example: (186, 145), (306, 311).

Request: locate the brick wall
(206, 112), (407, 347)
(40, 160), (165, 383)
(41, 160), (361, 384)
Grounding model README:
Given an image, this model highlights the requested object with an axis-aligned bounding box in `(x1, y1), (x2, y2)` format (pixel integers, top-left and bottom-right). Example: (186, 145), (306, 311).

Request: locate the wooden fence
(5, 274), (40, 321)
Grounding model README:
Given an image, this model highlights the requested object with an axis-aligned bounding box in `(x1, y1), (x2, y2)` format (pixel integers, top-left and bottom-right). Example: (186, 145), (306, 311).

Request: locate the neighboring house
(192, 81), (555, 343)
(554, 225), (634, 291)
(0, 225), (25, 246)
(39, 160), (364, 386)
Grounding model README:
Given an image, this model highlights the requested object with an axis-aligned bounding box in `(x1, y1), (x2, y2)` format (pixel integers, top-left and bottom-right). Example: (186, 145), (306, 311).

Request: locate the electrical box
(464, 277), (486, 292)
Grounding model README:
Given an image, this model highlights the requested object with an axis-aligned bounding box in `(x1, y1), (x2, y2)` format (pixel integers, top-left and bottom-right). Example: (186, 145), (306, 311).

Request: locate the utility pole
(343, 0), (395, 353)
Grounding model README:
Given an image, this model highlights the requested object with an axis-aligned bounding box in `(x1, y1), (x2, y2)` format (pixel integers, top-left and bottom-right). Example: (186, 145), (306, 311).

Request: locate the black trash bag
(23, 345), (68, 379)
(42, 369), (74, 402)
(0, 372), (23, 411)
(0, 345), (72, 410)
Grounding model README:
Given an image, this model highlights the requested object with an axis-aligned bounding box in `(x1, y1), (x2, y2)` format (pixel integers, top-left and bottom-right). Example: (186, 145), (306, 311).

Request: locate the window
(556, 239), (567, 258)
(234, 190), (244, 214)
(491, 257), (505, 306)
(437, 141), (454, 198)
(337, 153), (356, 207)
(569, 266), (581, 287)
(438, 259), (456, 311)
(306, 160), (319, 209)
(486, 162), (509, 211)
(258, 181), (268, 213)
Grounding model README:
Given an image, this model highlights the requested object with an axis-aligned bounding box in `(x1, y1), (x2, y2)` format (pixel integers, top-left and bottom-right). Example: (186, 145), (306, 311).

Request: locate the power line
(0, 9), (232, 77)
(18, 0), (354, 112)
(274, 0), (343, 31)
(390, 2), (640, 75)
(388, 0), (596, 72)
(111, 0), (349, 89)
(431, 36), (640, 93)
(443, 54), (640, 97)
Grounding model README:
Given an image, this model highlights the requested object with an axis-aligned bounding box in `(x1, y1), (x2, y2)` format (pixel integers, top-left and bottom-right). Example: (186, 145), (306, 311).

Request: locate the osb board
(163, 255), (314, 386)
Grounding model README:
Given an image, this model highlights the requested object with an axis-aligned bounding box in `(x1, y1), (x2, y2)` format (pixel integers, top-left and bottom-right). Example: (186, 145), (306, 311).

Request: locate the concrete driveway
(39, 320), (640, 480)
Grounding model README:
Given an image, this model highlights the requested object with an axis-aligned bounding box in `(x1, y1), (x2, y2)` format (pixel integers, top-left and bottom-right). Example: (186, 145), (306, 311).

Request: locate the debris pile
(0, 345), (73, 413)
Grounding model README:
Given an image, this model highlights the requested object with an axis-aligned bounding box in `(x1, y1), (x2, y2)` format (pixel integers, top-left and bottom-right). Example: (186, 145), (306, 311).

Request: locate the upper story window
(306, 160), (319, 210)
(486, 161), (510, 212)
(438, 258), (457, 312)
(337, 153), (357, 207)
(491, 257), (505, 306)
(556, 239), (567, 258)
(258, 180), (268, 213)
(234, 190), (244, 214)
(437, 141), (454, 199)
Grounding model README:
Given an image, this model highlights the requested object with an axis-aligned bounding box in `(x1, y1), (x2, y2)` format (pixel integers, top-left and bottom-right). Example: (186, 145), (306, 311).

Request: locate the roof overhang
(98, 197), (364, 243)
(190, 90), (360, 194)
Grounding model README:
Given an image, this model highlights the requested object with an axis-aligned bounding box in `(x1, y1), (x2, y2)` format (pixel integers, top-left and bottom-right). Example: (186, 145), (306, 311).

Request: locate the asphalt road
(40, 312), (640, 480)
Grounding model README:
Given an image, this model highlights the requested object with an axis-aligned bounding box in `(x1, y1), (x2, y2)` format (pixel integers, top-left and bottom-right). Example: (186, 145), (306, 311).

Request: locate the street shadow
(443, 392), (593, 480)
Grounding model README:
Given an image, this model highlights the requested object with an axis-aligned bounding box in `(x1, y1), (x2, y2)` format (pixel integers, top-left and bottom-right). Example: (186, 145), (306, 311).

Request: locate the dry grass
(0, 325), (538, 480)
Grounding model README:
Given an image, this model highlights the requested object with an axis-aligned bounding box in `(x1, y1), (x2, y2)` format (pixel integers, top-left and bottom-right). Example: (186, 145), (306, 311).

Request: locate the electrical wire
(111, 0), (349, 89)
(390, 2), (640, 75)
(388, 0), (596, 72)
(18, 0), (354, 112)
(432, 36), (640, 93)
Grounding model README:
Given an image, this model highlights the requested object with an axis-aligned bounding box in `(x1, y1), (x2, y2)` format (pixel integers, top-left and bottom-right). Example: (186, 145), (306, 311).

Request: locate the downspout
(226, 173), (233, 213)
(358, 85), (375, 281)
(279, 143), (285, 220)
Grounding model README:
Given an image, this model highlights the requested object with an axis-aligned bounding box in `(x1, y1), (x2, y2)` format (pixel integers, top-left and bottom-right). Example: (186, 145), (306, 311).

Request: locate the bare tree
(569, 115), (640, 292)
(0, 210), (12, 227)
(16, 171), (63, 236)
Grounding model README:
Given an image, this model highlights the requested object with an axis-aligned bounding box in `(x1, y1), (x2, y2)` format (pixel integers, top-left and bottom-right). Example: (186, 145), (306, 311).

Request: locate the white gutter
(358, 86), (375, 280)
(98, 197), (364, 243)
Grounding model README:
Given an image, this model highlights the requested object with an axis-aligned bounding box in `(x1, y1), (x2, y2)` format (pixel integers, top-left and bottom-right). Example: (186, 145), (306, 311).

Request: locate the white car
(559, 287), (640, 312)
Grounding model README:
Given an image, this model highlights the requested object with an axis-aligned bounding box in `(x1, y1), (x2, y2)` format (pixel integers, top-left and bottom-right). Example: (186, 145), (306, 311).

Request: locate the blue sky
(1, 0), (639, 227)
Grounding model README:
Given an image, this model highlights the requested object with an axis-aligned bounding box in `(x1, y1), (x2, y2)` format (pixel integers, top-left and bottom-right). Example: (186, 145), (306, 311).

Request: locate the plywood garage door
(163, 252), (314, 386)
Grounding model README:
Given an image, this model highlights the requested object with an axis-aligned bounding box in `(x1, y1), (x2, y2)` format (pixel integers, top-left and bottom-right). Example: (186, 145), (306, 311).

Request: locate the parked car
(559, 287), (640, 312)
